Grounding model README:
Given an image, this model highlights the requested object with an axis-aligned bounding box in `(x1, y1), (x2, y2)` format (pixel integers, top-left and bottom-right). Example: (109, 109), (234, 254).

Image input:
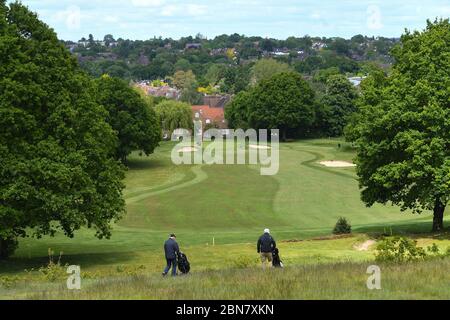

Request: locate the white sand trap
(178, 146), (199, 153)
(249, 144), (271, 150)
(354, 240), (376, 251)
(320, 161), (356, 168)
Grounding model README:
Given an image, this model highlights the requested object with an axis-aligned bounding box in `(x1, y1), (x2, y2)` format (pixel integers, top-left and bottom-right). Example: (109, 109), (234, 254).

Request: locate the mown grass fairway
(1, 139), (449, 299)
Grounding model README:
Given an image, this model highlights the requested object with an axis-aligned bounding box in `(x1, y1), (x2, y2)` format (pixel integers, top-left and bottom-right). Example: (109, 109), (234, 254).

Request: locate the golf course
(1, 139), (449, 299)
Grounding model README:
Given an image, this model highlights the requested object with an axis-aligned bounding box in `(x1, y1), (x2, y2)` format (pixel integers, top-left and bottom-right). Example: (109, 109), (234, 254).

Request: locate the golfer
(257, 228), (276, 269)
(162, 233), (180, 277)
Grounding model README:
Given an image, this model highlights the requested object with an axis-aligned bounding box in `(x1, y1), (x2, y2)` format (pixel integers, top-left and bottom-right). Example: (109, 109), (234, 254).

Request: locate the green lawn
(1, 139), (448, 299)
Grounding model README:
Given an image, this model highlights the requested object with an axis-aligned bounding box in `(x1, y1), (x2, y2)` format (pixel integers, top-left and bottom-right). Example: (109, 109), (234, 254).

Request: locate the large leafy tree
(225, 90), (252, 129)
(0, 2), (125, 258)
(250, 59), (292, 85)
(155, 100), (193, 137)
(321, 74), (358, 136)
(226, 72), (315, 140)
(95, 76), (161, 163)
(346, 20), (450, 231)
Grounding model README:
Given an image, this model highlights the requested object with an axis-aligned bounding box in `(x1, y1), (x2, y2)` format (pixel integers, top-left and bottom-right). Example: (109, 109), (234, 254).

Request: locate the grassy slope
(1, 139), (449, 299)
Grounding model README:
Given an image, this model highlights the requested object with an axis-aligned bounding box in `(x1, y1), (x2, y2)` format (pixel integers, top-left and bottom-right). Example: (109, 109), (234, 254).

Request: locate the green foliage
(375, 237), (426, 263)
(226, 72), (315, 140)
(95, 76), (161, 162)
(224, 90), (252, 129)
(229, 255), (258, 269)
(332, 217), (352, 235)
(38, 249), (68, 282)
(155, 100), (193, 137)
(345, 19), (450, 231)
(0, 2), (126, 258)
(250, 59), (292, 84)
(320, 75), (358, 136)
(0, 238), (18, 259)
(376, 237), (450, 263)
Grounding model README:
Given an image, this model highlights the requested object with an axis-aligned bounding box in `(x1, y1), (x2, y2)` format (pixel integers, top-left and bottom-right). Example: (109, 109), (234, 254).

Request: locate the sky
(12, 0), (450, 41)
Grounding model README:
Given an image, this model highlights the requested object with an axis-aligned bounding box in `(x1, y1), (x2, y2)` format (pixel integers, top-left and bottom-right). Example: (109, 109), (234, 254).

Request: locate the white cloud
(160, 3), (207, 17)
(311, 12), (321, 20)
(131, 0), (165, 7)
(54, 5), (81, 31)
(186, 4), (207, 16)
(161, 5), (178, 17)
(104, 15), (120, 23)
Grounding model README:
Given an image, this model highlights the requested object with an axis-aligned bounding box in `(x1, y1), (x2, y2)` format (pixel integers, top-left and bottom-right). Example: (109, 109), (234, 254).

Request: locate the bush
(375, 237), (427, 263)
(0, 237), (18, 259)
(333, 217), (352, 235)
(229, 255), (258, 269)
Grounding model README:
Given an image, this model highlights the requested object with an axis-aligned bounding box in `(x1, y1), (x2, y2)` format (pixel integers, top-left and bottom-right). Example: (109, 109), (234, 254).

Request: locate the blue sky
(14, 0), (450, 41)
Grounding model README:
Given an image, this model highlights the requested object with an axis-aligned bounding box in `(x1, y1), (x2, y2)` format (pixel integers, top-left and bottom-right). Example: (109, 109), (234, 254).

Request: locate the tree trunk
(282, 128), (287, 142)
(432, 199), (446, 232)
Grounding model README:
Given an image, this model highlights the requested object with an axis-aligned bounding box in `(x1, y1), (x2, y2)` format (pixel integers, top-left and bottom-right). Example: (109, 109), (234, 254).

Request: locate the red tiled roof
(192, 105), (227, 128)
(192, 105), (224, 120)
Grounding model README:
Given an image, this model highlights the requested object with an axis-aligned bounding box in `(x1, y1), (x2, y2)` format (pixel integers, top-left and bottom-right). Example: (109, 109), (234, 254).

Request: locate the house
(192, 105), (227, 129)
(312, 42), (327, 50)
(135, 82), (181, 100)
(347, 76), (366, 87)
(185, 43), (202, 50)
(202, 95), (231, 109)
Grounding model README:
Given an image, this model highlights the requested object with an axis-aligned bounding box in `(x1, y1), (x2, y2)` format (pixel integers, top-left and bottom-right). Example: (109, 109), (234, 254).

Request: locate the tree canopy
(250, 59), (292, 85)
(346, 19), (450, 231)
(155, 100), (193, 137)
(95, 76), (161, 162)
(0, 2), (125, 257)
(321, 74), (358, 136)
(226, 72), (316, 140)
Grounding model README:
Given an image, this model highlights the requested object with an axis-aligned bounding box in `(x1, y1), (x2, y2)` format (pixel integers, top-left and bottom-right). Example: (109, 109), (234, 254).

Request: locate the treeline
(225, 63), (360, 140)
(69, 33), (397, 95)
(0, 2), (161, 258)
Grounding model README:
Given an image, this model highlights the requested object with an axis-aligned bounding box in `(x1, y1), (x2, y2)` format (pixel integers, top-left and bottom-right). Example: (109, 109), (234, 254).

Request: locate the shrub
(375, 237), (426, 263)
(229, 255), (258, 269)
(38, 249), (68, 282)
(333, 217), (352, 235)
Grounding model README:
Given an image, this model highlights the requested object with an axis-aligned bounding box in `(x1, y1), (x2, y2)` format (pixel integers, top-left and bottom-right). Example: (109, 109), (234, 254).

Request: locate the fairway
(122, 139), (427, 234)
(2, 138), (450, 300)
(2, 139), (439, 271)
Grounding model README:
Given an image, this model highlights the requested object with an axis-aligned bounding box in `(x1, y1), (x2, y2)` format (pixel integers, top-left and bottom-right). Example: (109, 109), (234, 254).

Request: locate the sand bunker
(354, 240), (376, 251)
(249, 144), (271, 150)
(319, 161), (356, 168)
(178, 146), (199, 153)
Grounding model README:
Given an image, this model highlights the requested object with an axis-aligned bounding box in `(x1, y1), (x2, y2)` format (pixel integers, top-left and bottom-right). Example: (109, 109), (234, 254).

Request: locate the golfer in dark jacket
(257, 229), (276, 268)
(163, 234), (180, 276)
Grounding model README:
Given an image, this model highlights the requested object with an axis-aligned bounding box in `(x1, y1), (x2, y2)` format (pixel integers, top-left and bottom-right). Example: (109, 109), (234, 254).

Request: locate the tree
(321, 75), (358, 136)
(95, 76), (161, 163)
(226, 72), (315, 140)
(0, 2), (125, 258)
(250, 59), (292, 85)
(171, 70), (202, 104)
(155, 100), (193, 137)
(103, 34), (115, 47)
(345, 19), (450, 231)
(225, 90), (252, 129)
(172, 70), (196, 90)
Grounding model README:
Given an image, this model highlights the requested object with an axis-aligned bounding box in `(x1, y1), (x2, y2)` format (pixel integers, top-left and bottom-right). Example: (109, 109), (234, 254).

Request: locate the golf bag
(272, 248), (284, 268)
(177, 252), (190, 274)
